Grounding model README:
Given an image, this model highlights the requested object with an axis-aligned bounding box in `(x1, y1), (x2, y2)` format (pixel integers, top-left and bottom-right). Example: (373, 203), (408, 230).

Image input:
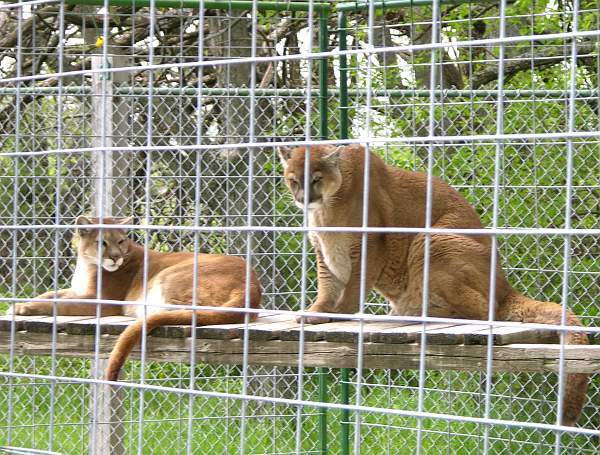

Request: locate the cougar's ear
(75, 215), (93, 236)
(323, 146), (343, 167)
(277, 146), (293, 168)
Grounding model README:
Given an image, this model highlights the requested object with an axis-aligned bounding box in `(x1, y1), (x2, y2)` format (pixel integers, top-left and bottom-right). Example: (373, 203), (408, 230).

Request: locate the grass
(1, 355), (598, 454)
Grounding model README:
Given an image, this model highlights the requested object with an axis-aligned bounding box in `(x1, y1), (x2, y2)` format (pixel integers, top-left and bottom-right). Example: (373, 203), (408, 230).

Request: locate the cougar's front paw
(11, 302), (48, 316)
(296, 303), (334, 324)
(13, 303), (35, 315)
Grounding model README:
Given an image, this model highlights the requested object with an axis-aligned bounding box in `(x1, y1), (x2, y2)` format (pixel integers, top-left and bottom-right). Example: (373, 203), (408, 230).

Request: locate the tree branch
(472, 42), (597, 89)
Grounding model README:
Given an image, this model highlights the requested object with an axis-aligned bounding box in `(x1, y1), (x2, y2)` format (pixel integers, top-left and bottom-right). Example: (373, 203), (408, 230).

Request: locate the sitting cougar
(278, 144), (588, 426)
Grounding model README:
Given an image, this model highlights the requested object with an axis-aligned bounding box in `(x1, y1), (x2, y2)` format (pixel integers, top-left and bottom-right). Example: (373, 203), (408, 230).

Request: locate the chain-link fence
(0, 0), (599, 454)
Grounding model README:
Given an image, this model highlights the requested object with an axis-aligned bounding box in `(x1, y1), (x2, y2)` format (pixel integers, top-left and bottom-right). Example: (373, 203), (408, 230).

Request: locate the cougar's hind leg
(403, 232), (509, 320)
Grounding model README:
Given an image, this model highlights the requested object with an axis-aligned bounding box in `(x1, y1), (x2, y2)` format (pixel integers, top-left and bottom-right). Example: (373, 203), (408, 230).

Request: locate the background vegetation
(0, 0), (598, 453)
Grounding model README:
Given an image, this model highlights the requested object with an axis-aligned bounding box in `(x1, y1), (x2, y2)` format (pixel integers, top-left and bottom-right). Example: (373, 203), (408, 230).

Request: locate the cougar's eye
(118, 239), (126, 245)
(312, 175), (322, 184)
(98, 240), (107, 248)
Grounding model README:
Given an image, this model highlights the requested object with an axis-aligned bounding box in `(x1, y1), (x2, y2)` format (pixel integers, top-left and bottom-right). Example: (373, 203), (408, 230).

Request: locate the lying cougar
(10, 216), (262, 381)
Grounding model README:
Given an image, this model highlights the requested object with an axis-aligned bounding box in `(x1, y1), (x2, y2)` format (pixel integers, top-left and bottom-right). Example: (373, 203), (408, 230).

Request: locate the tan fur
(279, 144), (589, 426)
(11, 216), (261, 381)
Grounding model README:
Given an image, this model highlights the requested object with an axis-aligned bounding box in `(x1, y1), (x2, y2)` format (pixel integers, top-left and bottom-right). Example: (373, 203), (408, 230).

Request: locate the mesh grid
(0, 1), (598, 454)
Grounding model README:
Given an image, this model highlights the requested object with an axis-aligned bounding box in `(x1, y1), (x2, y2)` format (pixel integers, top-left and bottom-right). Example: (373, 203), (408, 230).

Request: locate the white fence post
(91, 54), (113, 217)
(87, 25), (130, 454)
(90, 358), (125, 455)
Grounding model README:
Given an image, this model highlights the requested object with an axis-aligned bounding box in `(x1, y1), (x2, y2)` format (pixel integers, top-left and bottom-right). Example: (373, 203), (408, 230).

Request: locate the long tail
(104, 308), (250, 382)
(498, 291), (589, 426)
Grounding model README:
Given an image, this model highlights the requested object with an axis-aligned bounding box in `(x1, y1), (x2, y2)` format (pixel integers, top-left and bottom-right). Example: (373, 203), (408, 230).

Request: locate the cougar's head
(278, 145), (343, 210)
(74, 216), (133, 272)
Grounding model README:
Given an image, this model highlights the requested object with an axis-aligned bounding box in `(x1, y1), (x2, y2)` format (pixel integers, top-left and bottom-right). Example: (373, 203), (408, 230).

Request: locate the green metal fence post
(317, 10), (330, 455)
(319, 11), (329, 141)
(318, 368), (328, 454)
(338, 12), (349, 140)
(340, 368), (351, 455)
(338, 11), (351, 455)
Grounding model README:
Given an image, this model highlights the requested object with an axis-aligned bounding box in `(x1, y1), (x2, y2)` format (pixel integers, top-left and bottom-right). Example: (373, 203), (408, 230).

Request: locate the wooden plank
(278, 321), (420, 343)
(179, 340), (600, 373)
(277, 321), (353, 342)
(196, 322), (245, 340)
(0, 315), (47, 331)
(66, 316), (189, 338)
(2, 330), (600, 373)
(192, 340), (600, 373)
(152, 324), (193, 338)
(234, 314), (296, 339)
(23, 316), (97, 333)
(0, 314), (575, 347)
(71, 314), (292, 339)
(196, 314), (291, 340)
(423, 324), (492, 345)
(370, 323), (458, 344)
(100, 317), (137, 337)
(246, 319), (302, 341)
(322, 322), (419, 343)
(280, 322), (466, 344)
(65, 316), (136, 336)
(465, 325), (558, 345)
(102, 313), (291, 339)
(4, 313), (293, 339)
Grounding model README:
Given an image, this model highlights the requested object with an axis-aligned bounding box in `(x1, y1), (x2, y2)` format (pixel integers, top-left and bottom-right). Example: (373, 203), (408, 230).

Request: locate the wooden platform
(1, 314), (599, 374)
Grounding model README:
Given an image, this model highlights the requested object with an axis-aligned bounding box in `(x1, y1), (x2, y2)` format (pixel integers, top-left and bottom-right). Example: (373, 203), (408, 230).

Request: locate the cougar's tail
(104, 308), (252, 382)
(498, 291), (589, 426)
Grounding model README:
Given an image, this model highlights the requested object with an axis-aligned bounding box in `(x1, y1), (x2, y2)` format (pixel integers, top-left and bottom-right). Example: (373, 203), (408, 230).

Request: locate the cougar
(9, 216), (262, 381)
(278, 144), (589, 426)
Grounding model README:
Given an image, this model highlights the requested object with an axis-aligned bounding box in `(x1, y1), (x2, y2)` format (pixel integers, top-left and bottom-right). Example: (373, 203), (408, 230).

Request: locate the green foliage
(0, 2), (598, 452)
(1, 358), (597, 453)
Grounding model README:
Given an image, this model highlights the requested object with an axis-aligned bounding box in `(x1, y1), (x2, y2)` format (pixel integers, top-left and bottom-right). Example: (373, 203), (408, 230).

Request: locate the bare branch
(472, 43), (597, 89)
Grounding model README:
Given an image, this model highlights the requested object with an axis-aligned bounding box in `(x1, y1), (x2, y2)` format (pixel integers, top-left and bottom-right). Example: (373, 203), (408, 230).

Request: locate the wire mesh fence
(0, 0), (599, 454)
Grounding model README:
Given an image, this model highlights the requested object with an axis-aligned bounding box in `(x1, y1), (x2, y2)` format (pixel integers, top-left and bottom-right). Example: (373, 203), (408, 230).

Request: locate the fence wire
(0, 0), (599, 454)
